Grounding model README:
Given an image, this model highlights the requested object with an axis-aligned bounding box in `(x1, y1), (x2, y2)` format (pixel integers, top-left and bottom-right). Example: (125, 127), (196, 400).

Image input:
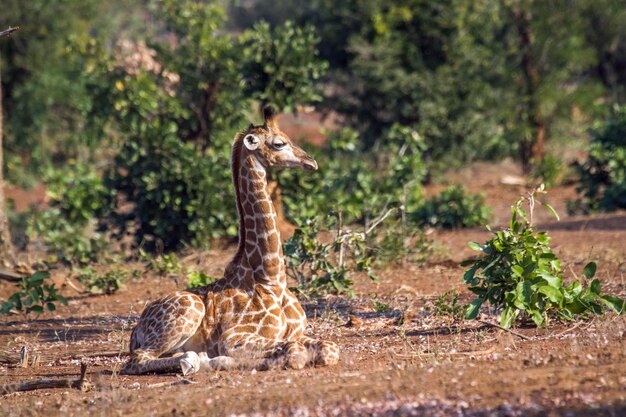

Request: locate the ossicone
(263, 106), (277, 129)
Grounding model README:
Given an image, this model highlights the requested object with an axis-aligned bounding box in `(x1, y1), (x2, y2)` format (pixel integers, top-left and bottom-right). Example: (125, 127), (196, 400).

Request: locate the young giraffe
(121, 107), (339, 375)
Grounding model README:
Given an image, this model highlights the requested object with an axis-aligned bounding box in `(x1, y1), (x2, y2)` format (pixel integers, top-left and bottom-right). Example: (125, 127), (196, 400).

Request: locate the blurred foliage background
(1, 0), (626, 263)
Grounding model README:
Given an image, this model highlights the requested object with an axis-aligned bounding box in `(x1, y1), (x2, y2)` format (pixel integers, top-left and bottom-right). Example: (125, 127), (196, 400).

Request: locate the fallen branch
(537, 321), (584, 340)
(477, 320), (533, 341)
(0, 350), (128, 366)
(0, 268), (22, 282)
(392, 345), (497, 359)
(0, 27), (19, 39)
(0, 362), (92, 395)
(145, 377), (196, 389)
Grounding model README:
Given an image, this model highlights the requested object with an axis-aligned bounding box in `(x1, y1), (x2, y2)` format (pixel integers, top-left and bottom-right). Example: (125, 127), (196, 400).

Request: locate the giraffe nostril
(303, 156), (318, 171)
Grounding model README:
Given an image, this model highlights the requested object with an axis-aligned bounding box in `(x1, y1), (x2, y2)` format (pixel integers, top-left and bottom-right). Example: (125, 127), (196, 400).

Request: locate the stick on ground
(478, 320), (533, 341)
(0, 350), (128, 366)
(0, 362), (92, 395)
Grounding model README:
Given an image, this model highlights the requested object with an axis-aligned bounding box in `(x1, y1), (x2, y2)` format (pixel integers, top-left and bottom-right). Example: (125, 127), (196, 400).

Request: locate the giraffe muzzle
(302, 156), (318, 171)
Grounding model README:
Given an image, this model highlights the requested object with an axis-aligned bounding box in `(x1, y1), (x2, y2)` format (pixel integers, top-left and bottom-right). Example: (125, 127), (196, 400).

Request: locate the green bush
(240, 20), (327, 110)
(76, 267), (129, 295)
(574, 107), (626, 212)
(412, 185), (491, 229)
(142, 250), (184, 276)
(283, 216), (376, 297)
(281, 124), (426, 225)
(464, 187), (624, 328)
(531, 154), (565, 189)
(28, 163), (110, 265)
(28, 208), (108, 265)
(107, 131), (237, 250)
(71, 0), (327, 250)
(1, 272), (68, 316)
(186, 270), (218, 289)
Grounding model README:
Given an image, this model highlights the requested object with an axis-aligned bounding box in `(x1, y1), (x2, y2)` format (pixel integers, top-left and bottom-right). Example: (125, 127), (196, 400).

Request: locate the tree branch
(0, 363), (92, 395)
(0, 27), (19, 39)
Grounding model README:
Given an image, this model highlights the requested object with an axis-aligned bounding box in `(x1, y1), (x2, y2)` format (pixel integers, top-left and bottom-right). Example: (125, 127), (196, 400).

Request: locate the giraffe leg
(122, 350), (201, 375)
(299, 336), (340, 367)
(121, 291), (206, 375)
(213, 331), (309, 370)
(283, 340), (308, 369)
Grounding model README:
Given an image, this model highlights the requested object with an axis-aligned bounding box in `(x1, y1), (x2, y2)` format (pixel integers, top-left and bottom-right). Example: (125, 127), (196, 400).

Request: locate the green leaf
(538, 285), (562, 304)
(511, 265), (524, 277)
(589, 279), (601, 295)
(515, 281), (532, 307)
(599, 295), (625, 314)
(530, 310), (544, 327)
(460, 258), (476, 267)
(29, 305), (44, 314)
(467, 241), (482, 252)
(463, 265), (479, 284)
(539, 272), (562, 289)
(540, 201), (560, 221)
(499, 307), (517, 329)
(583, 262), (597, 279)
(465, 298), (483, 320)
(564, 298), (587, 314)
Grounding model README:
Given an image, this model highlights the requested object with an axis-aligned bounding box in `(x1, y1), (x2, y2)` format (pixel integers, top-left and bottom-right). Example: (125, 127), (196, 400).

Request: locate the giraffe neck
(228, 139), (284, 287)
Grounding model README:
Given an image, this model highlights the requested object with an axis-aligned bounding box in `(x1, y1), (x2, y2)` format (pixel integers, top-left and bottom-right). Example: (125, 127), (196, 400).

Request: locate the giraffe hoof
(180, 351), (200, 376)
(286, 353), (308, 370)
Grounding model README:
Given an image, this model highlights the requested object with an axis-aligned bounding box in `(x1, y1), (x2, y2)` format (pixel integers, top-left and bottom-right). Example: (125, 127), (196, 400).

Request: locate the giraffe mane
(229, 129), (248, 269)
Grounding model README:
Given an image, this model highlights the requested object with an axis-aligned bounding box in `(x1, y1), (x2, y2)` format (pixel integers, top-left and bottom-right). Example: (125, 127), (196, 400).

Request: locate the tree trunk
(512, 5), (546, 174)
(0, 54), (16, 266)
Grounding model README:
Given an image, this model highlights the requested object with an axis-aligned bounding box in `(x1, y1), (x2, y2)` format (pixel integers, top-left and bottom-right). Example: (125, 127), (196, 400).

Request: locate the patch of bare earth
(0, 167), (624, 416)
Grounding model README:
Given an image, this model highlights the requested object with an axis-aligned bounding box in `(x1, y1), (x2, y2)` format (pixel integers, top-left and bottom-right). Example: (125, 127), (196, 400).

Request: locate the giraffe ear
(243, 134), (261, 150)
(263, 106), (278, 130)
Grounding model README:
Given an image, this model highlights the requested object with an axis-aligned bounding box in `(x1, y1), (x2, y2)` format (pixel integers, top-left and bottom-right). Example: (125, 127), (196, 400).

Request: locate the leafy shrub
(412, 186), (491, 229)
(573, 107), (626, 212)
(283, 216), (376, 297)
(73, 0), (327, 250)
(1, 272), (68, 316)
(240, 20), (327, 110)
(76, 267), (129, 294)
(44, 162), (112, 224)
(531, 154), (565, 189)
(281, 125), (426, 225)
(426, 290), (464, 321)
(464, 187), (625, 328)
(28, 208), (108, 265)
(141, 250), (184, 276)
(27, 163), (111, 265)
(373, 225), (433, 266)
(107, 131), (237, 250)
(186, 270), (218, 289)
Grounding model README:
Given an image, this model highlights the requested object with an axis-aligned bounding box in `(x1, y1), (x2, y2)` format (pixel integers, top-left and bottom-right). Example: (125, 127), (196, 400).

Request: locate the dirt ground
(0, 164), (624, 417)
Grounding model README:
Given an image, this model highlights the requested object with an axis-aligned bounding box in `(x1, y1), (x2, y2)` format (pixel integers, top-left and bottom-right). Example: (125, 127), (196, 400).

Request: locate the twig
(145, 377), (196, 389)
(477, 320), (532, 341)
(0, 362), (92, 395)
(0, 268), (22, 282)
(0, 27), (19, 39)
(538, 321), (584, 340)
(0, 350), (128, 365)
(337, 211), (345, 268)
(64, 276), (85, 294)
(366, 207), (397, 235)
(392, 345), (496, 359)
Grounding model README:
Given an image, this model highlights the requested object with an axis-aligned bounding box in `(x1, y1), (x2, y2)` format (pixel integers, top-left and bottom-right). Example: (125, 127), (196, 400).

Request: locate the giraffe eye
(273, 142), (286, 150)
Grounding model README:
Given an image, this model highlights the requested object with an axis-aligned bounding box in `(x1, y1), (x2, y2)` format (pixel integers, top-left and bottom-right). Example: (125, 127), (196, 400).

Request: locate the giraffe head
(241, 107), (318, 171)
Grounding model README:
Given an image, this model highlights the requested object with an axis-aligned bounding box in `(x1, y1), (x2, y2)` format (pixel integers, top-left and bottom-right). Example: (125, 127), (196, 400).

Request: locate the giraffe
(121, 107), (339, 375)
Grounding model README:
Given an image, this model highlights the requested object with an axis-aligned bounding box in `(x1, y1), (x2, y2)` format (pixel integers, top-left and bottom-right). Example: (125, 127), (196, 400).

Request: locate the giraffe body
(121, 108), (339, 375)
